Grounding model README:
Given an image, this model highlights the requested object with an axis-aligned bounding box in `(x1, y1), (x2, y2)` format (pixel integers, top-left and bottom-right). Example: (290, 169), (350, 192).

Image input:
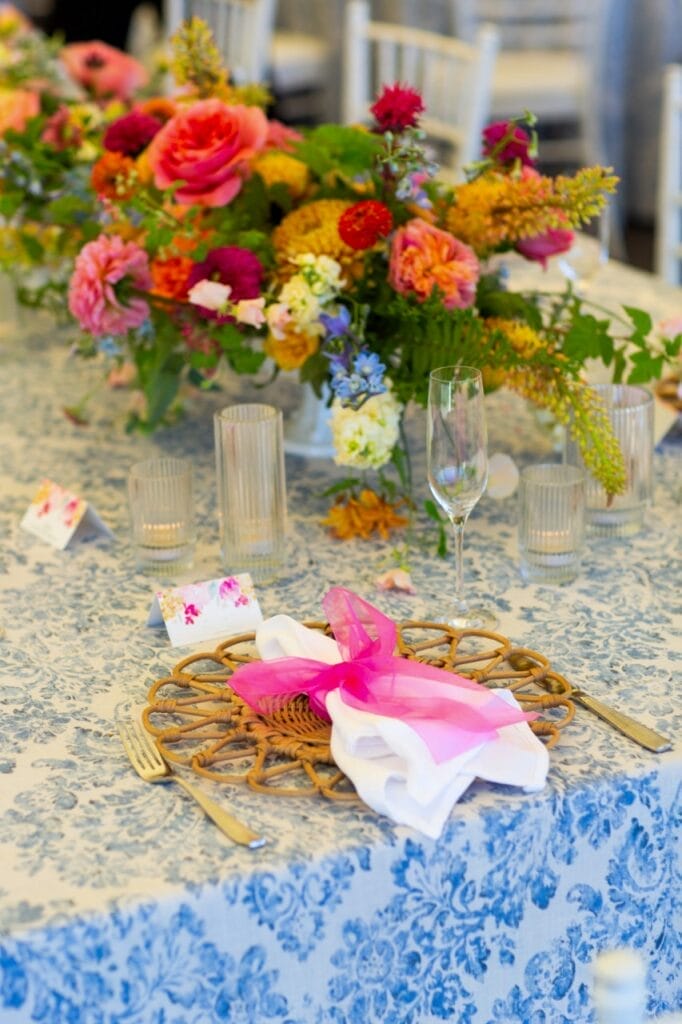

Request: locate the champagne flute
(427, 365), (497, 630)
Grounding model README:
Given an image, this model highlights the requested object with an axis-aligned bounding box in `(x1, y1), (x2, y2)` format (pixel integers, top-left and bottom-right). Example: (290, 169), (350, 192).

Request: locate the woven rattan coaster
(143, 621), (575, 801)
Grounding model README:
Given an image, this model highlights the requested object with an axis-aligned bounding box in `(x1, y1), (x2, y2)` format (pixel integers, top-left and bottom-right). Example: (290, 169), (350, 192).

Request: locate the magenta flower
(370, 83), (424, 132)
(516, 227), (575, 269)
(482, 120), (535, 167)
(103, 111), (162, 156)
(68, 234), (152, 336)
(187, 247), (263, 323)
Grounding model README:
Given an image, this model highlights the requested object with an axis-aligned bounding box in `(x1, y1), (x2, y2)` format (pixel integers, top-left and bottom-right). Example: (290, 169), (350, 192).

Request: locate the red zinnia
(338, 200), (393, 250)
(370, 83), (424, 133)
(103, 111), (162, 157)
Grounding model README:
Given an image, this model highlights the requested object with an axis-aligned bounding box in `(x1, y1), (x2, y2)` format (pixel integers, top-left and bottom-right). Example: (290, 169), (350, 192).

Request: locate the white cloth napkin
(254, 615), (549, 839)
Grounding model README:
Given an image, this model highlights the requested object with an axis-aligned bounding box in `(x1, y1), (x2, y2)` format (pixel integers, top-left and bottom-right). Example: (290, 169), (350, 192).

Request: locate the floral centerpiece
(3, 17), (679, 539)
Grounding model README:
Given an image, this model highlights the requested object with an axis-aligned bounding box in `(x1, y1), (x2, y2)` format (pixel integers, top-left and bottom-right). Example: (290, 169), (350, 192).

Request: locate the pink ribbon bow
(230, 587), (537, 764)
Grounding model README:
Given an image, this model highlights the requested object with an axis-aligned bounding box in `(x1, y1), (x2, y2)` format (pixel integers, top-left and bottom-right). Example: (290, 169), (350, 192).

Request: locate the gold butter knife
(567, 687), (672, 753)
(509, 656), (673, 753)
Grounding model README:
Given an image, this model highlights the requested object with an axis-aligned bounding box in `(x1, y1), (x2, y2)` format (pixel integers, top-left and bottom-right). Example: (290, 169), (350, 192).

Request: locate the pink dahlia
(146, 99), (268, 207)
(482, 120), (535, 167)
(370, 83), (424, 133)
(186, 247), (263, 322)
(68, 234), (152, 336)
(389, 218), (479, 310)
(103, 111), (161, 156)
(61, 41), (148, 102)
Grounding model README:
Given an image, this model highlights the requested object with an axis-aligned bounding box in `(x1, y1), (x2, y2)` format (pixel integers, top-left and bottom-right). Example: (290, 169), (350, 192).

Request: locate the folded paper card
(20, 479), (113, 550)
(148, 574), (263, 647)
(230, 588), (549, 838)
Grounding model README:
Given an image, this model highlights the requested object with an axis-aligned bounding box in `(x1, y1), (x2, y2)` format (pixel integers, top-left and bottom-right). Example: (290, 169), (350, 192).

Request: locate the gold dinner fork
(117, 718), (266, 849)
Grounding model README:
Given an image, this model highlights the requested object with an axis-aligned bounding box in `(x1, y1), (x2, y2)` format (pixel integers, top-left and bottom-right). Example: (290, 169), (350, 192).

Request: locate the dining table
(0, 255), (680, 1024)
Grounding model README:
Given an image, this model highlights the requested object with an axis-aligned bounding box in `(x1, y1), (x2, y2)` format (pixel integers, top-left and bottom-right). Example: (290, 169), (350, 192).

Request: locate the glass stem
(451, 515), (467, 613)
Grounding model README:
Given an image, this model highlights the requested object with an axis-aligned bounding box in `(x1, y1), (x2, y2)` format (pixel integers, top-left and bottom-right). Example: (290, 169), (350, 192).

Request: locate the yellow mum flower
(253, 151), (310, 199)
(272, 199), (359, 281)
(264, 327), (319, 371)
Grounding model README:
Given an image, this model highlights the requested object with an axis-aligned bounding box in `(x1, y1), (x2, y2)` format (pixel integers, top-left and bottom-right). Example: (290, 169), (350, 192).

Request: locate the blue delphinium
(320, 307), (387, 408)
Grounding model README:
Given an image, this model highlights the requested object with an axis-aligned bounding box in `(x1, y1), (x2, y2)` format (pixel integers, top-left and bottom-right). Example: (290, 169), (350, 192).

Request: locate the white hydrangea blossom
(330, 388), (403, 469)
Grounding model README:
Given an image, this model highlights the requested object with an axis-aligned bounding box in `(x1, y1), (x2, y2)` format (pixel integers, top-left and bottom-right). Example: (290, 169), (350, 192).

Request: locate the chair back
(343, 0), (498, 179)
(164, 0), (277, 84)
(655, 64), (682, 285)
(452, 0), (595, 51)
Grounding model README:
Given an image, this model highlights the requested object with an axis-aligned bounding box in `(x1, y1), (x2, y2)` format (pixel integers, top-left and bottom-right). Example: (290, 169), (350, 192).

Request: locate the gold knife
(567, 687), (672, 753)
(509, 656), (673, 753)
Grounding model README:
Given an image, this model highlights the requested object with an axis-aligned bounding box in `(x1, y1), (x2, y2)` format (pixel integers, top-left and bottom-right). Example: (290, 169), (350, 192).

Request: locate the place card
(20, 479), (113, 550)
(148, 574), (263, 647)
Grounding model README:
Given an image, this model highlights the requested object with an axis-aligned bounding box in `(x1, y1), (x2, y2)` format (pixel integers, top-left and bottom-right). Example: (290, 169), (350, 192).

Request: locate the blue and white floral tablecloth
(0, 261), (680, 1023)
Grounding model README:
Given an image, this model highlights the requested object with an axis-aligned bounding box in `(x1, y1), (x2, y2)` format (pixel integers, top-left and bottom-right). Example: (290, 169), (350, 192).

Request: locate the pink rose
(388, 218), (479, 309)
(61, 41), (148, 102)
(68, 234), (152, 336)
(516, 227), (575, 269)
(0, 87), (39, 135)
(146, 99), (269, 207)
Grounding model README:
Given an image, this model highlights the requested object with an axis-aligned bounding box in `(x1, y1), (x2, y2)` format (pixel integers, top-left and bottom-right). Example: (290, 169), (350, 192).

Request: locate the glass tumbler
(214, 403), (287, 582)
(128, 457), (195, 576)
(518, 463), (585, 584)
(564, 384), (654, 537)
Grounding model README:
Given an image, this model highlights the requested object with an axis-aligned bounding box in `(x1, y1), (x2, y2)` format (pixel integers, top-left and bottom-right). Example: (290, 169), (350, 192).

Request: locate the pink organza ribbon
(229, 587), (537, 764)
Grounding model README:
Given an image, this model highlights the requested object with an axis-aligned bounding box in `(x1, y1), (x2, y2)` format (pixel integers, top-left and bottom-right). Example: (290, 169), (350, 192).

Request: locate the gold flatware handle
(573, 692), (672, 753)
(173, 777), (267, 849)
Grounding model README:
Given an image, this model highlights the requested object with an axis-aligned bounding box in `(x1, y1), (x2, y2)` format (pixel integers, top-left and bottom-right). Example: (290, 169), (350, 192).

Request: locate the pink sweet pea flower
(187, 279), (232, 313)
(61, 41), (148, 102)
(234, 298), (266, 328)
(388, 218), (479, 309)
(68, 234), (152, 336)
(146, 99), (268, 207)
(516, 227), (575, 269)
(186, 247), (263, 322)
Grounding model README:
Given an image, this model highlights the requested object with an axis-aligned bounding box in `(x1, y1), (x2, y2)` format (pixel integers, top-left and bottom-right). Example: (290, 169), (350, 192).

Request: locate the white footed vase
(283, 382), (336, 458)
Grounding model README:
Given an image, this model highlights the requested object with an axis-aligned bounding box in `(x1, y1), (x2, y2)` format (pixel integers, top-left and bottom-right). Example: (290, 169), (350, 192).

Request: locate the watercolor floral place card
(20, 479), (113, 550)
(147, 574), (263, 647)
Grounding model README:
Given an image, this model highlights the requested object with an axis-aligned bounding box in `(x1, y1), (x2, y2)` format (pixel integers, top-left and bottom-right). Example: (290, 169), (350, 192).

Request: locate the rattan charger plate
(143, 621), (576, 802)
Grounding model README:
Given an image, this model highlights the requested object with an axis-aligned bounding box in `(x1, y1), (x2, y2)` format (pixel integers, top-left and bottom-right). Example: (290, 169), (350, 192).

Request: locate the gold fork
(117, 718), (266, 849)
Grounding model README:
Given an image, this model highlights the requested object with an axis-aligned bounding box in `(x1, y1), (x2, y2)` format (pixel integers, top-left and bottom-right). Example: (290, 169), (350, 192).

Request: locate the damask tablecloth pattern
(0, 262), (680, 1023)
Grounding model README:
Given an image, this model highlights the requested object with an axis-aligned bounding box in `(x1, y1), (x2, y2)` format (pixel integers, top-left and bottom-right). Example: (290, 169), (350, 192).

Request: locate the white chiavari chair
(655, 64), (682, 286)
(164, 0), (329, 121)
(343, 0), (499, 182)
(451, 0), (610, 169)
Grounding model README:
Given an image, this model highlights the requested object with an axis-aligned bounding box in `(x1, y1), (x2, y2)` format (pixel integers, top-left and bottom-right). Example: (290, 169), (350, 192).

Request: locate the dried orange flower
(323, 488), (408, 541)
